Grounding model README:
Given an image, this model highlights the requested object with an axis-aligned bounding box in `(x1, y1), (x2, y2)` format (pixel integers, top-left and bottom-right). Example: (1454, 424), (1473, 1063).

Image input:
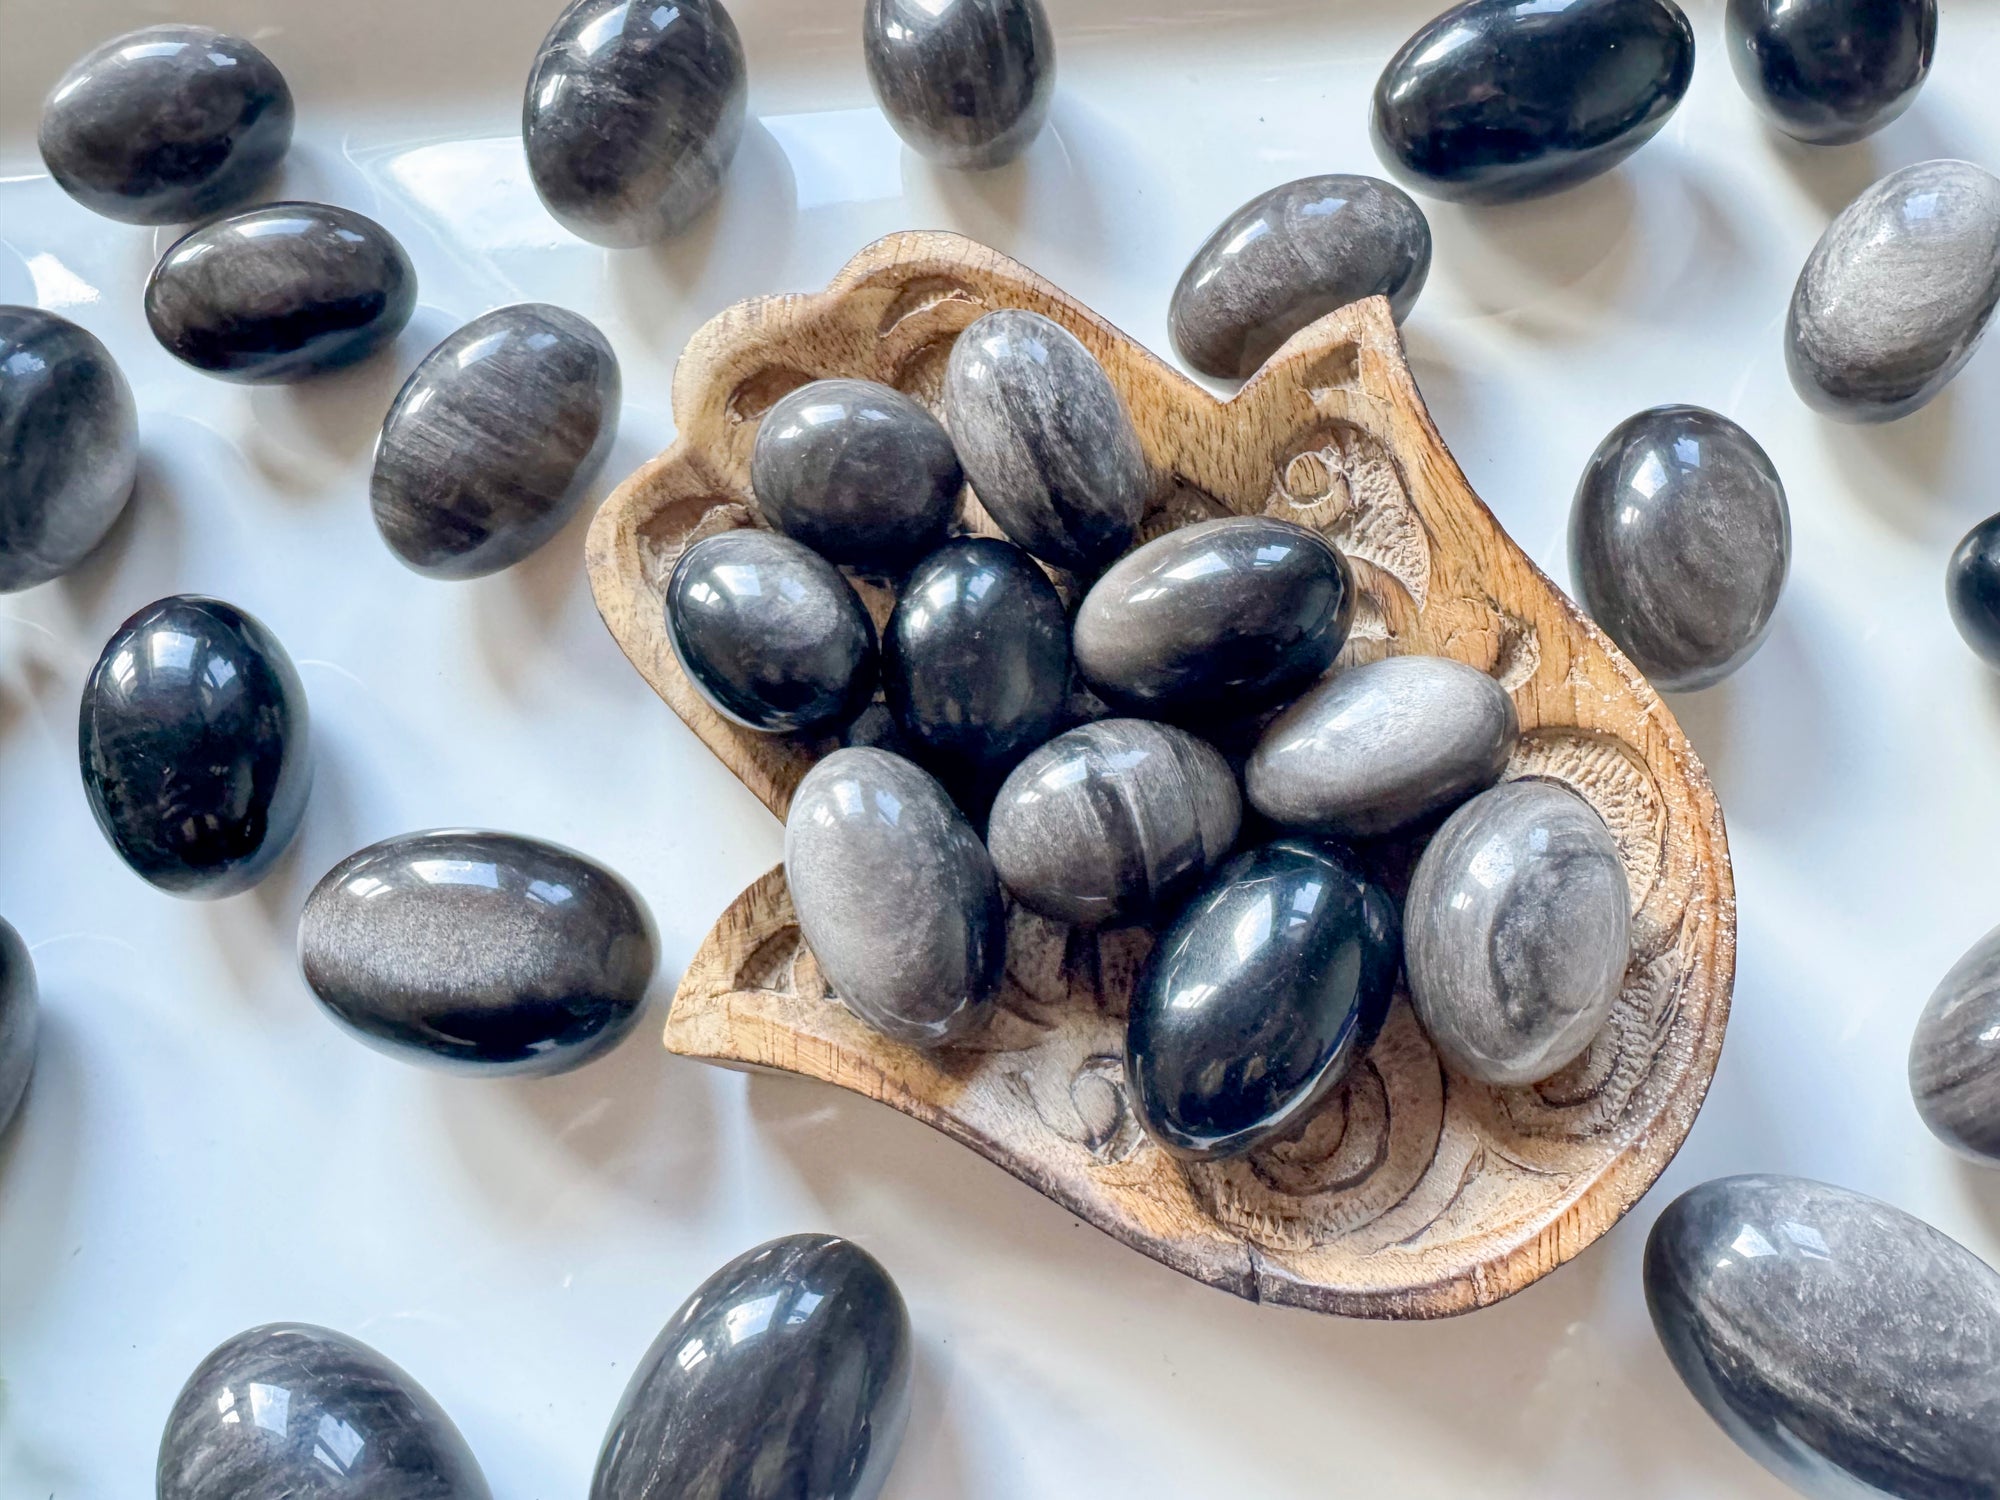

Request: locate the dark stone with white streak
(864, 0), (1055, 170)
(1910, 922), (2000, 1165)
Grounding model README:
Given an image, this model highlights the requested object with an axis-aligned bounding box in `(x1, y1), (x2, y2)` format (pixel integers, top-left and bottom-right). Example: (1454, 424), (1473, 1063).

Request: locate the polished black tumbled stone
(1727, 0), (1935, 145)
(1372, 0), (1696, 204)
(593, 1235), (912, 1500)
(80, 596), (311, 899)
(1949, 513), (2000, 669)
(666, 529), (878, 735)
(39, 25), (293, 225)
(1127, 837), (1401, 1161)
(886, 537), (1069, 793)
(864, 0), (1056, 170)
(146, 202), (417, 383)
(0, 917), (37, 1138)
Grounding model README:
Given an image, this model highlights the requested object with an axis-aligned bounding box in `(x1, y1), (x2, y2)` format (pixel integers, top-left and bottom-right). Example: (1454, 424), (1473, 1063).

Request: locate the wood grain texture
(584, 231), (1736, 1320)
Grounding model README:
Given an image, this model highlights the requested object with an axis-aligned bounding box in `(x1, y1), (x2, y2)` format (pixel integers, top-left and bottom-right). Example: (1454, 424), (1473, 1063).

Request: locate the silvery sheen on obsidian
(0, 917), (37, 1137)
(1072, 516), (1354, 720)
(80, 596), (311, 900)
(785, 747), (1005, 1047)
(987, 719), (1241, 928)
(863, 0), (1056, 170)
(1247, 655), (1518, 837)
(0, 306), (137, 593)
(145, 202), (417, 383)
(751, 378), (962, 570)
(524, 0), (748, 247)
(665, 529), (878, 735)
(1726, 0), (1935, 145)
(1910, 922), (2000, 1164)
(299, 830), (656, 1077)
(1646, 1175), (2000, 1499)
(592, 1235), (911, 1500)
(1569, 404), (1791, 692)
(943, 309), (1148, 573)
(885, 537), (1069, 792)
(1371, 0), (1695, 204)
(1948, 512), (2000, 669)
(1404, 779), (1629, 1086)
(1787, 160), (2000, 422)
(39, 25), (293, 225)
(372, 304), (620, 579)
(1170, 174), (1433, 380)
(157, 1322), (491, 1499)
(1127, 837), (1400, 1161)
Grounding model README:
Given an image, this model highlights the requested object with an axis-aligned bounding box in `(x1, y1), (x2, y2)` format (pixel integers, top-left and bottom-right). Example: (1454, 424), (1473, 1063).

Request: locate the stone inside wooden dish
(583, 230), (1735, 1320)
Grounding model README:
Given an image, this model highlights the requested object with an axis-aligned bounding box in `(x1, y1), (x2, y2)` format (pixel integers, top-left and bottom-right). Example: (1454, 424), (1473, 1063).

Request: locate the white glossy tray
(2, 1), (1996, 1495)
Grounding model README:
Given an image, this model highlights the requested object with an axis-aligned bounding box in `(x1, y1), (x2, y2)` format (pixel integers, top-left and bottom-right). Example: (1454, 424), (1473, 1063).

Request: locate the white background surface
(2, 0), (1998, 1494)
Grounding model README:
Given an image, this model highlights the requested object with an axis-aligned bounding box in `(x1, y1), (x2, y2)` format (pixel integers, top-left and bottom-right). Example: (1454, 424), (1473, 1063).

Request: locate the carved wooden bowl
(584, 231), (1735, 1320)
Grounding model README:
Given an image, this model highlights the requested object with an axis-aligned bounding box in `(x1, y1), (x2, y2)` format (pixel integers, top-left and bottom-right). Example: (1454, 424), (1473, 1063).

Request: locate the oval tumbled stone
(1727, 0), (1935, 146)
(372, 304), (621, 579)
(593, 1235), (911, 1500)
(1646, 1175), (2000, 1499)
(158, 1322), (490, 1499)
(786, 747), (1004, 1047)
(864, 0), (1056, 170)
(666, 529), (878, 735)
(1948, 512), (2000, 670)
(1073, 516), (1354, 720)
(1405, 779), (1629, 1086)
(1909, 922), (2000, 1164)
(300, 830), (656, 1077)
(988, 719), (1241, 928)
(39, 25), (293, 225)
(1247, 655), (1517, 837)
(752, 378), (962, 571)
(0, 306), (138, 593)
(0, 917), (37, 1137)
(944, 309), (1148, 573)
(80, 596), (311, 900)
(1788, 160), (2000, 422)
(1569, 405), (1791, 692)
(145, 202), (417, 383)
(524, 0), (748, 247)
(1171, 174), (1432, 380)
(1372, 0), (1695, 204)
(1127, 837), (1400, 1161)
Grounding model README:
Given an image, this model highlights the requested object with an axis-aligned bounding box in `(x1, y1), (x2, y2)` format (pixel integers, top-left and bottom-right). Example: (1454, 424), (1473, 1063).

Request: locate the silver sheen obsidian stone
(0, 917), (37, 1137)
(0, 306), (137, 593)
(785, 747), (1005, 1047)
(1569, 404), (1791, 692)
(1788, 160), (2000, 422)
(1171, 174), (1432, 380)
(1910, 921), (2000, 1164)
(157, 1323), (491, 1499)
(1646, 1175), (2000, 1499)
(1404, 779), (1630, 1086)
(372, 304), (621, 579)
(524, 0), (748, 247)
(864, 0), (1056, 170)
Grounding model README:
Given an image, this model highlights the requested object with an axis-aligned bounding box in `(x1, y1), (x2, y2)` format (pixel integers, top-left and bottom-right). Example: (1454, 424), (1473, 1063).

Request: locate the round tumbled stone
(1910, 921), (2000, 1164)
(864, 0), (1056, 170)
(1726, 0), (1935, 146)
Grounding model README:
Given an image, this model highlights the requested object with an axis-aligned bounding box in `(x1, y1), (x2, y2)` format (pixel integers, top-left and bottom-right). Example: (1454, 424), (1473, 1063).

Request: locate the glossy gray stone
(0, 306), (137, 593)
(1247, 656), (1517, 838)
(864, 0), (1056, 170)
(1646, 1174), (2000, 1499)
(371, 304), (619, 579)
(1405, 779), (1629, 1086)
(943, 309), (1148, 573)
(1569, 405), (1791, 692)
(785, 747), (1004, 1047)
(666, 529), (878, 735)
(158, 1323), (491, 1499)
(1910, 922), (2000, 1164)
(299, 830), (656, 1077)
(39, 25), (292, 225)
(751, 379), (961, 571)
(987, 719), (1240, 928)
(0, 918), (37, 1138)
(592, 1234), (911, 1500)
(146, 202), (417, 384)
(1073, 516), (1355, 721)
(1171, 175), (1433, 380)
(1788, 161), (2000, 422)
(524, 0), (748, 247)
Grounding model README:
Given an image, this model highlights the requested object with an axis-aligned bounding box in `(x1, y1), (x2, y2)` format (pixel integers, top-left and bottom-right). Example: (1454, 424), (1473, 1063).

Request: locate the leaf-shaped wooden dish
(585, 231), (1734, 1320)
